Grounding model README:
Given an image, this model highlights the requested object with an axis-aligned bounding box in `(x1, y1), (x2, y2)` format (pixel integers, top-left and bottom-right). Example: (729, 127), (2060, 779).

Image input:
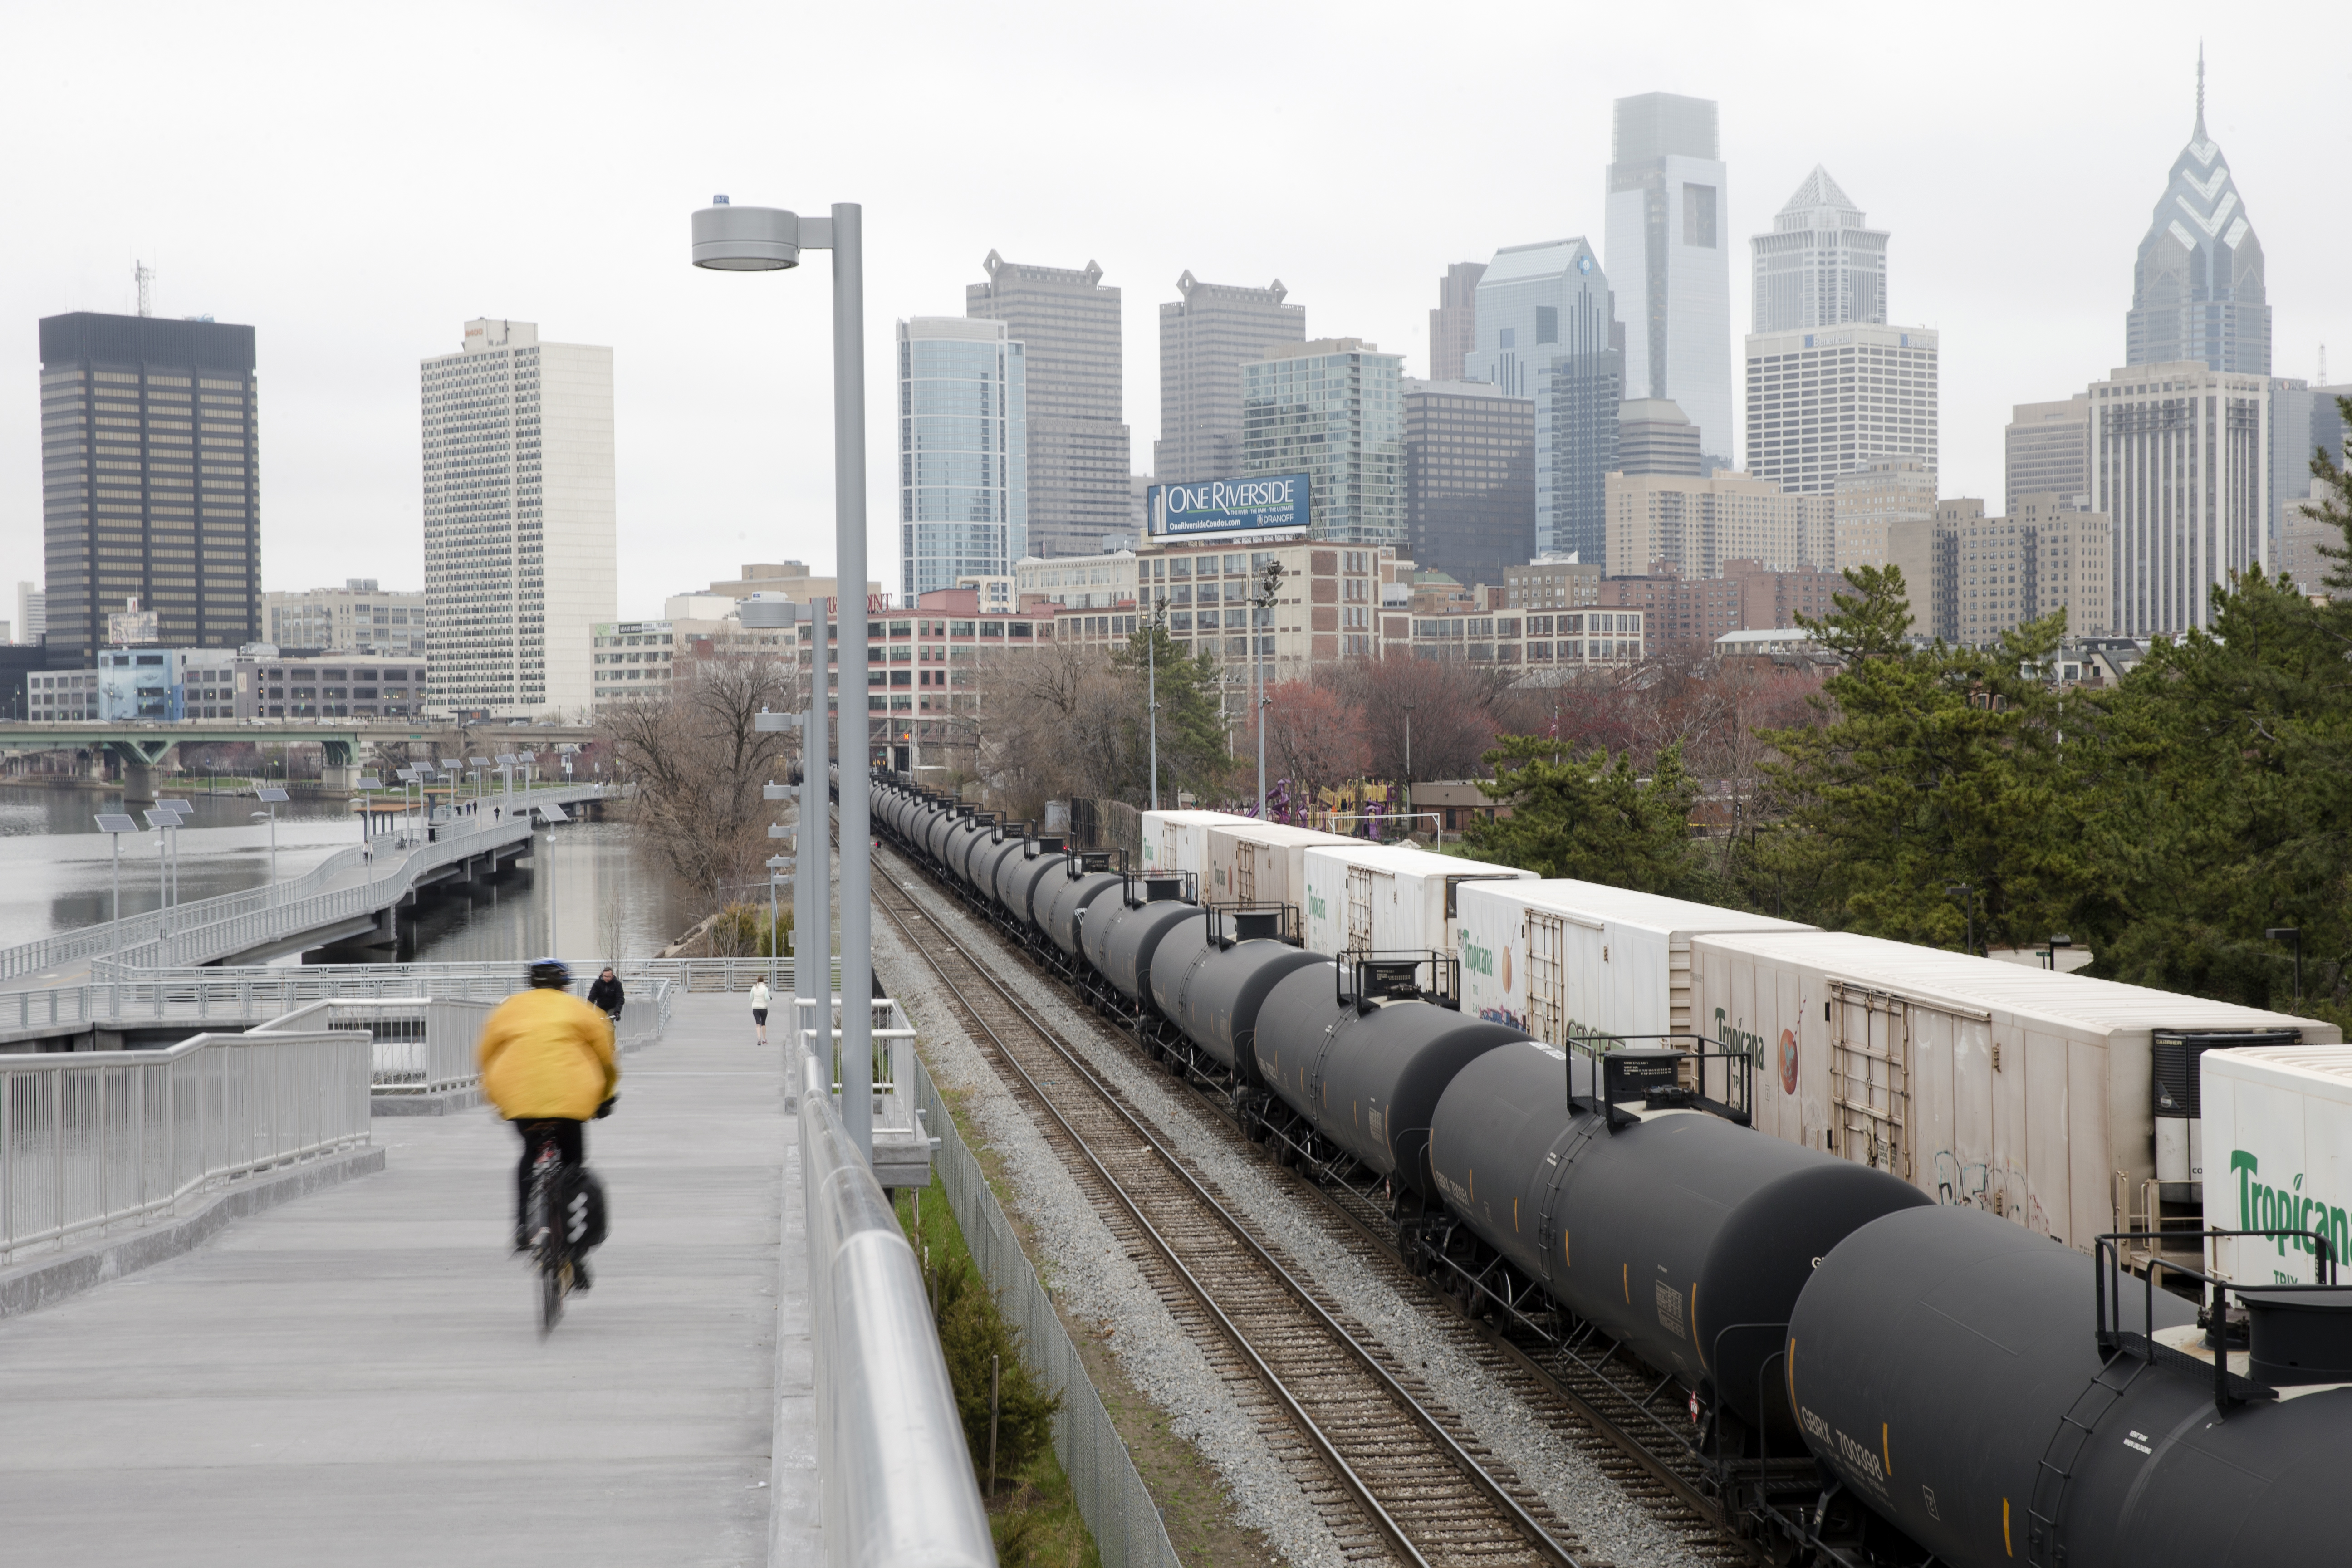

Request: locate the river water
(0, 785), (697, 965)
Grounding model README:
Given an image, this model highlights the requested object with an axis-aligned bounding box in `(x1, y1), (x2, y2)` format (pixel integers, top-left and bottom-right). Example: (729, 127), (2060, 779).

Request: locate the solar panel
(255, 787), (290, 803)
(142, 810), (175, 830)
(93, 813), (138, 833)
(535, 804), (570, 823)
(396, 768), (418, 782)
(357, 776), (385, 790)
(495, 753), (517, 765)
(468, 756), (490, 767)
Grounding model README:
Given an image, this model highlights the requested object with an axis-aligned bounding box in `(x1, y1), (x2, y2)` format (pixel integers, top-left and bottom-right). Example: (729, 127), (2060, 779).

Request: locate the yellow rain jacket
(478, 987), (619, 1121)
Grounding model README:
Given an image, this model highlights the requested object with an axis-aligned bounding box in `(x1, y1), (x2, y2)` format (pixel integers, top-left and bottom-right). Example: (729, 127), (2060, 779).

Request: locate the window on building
(1683, 184), (1718, 247)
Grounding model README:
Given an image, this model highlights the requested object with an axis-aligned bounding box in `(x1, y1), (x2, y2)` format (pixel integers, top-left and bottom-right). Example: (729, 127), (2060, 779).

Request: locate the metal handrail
(0, 1010), (375, 1263)
(798, 1049), (992, 1568)
(0, 966), (680, 1052)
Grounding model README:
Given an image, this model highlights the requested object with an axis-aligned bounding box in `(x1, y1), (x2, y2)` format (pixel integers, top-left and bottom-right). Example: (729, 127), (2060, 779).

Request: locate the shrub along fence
(911, 1052), (1183, 1568)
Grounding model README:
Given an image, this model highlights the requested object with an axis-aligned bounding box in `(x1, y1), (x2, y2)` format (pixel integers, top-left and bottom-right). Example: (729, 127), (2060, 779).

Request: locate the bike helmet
(528, 958), (572, 989)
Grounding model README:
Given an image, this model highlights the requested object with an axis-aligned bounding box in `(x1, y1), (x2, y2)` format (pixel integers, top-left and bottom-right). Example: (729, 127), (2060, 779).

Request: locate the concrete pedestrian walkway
(0, 991), (799, 1566)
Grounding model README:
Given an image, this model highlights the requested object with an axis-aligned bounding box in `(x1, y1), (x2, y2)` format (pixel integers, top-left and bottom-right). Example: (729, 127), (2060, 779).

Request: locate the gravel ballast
(871, 859), (1710, 1568)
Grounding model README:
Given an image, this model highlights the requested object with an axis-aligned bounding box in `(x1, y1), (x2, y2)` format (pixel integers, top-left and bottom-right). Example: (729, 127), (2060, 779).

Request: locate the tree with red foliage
(1250, 680), (1369, 808)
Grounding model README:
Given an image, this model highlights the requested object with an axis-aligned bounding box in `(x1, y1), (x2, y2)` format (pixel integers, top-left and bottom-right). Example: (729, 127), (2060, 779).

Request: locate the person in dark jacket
(586, 968), (625, 1028)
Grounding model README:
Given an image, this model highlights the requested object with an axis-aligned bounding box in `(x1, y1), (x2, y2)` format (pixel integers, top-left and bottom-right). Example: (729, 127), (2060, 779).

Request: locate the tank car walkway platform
(0, 992), (812, 1567)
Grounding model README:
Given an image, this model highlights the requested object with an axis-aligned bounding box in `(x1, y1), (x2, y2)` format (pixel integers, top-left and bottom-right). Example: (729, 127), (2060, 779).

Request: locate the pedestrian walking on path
(749, 977), (771, 1046)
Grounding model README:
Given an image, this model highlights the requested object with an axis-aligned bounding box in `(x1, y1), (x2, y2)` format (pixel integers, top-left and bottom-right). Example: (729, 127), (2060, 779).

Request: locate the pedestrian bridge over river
(0, 969), (986, 1567)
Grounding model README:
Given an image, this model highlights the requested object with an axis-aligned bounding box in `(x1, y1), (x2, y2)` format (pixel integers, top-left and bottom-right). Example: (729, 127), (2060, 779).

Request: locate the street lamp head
(692, 203), (801, 271)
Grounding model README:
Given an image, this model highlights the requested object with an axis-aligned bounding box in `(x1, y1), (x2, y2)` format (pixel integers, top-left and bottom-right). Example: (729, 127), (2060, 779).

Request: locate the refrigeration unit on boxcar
(1683, 929), (2337, 1257)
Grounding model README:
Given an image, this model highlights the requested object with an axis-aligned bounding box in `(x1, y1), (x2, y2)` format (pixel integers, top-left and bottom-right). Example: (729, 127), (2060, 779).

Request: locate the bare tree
(600, 652), (804, 910)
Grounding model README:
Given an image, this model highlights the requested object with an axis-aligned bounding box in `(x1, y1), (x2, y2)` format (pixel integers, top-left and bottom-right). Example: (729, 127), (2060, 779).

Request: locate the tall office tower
(15, 583), (44, 645)
(1428, 262), (1485, 382)
(1241, 338), (1406, 548)
(899, 318), (1027, 601)
(1605, 92), (1733, 466)
(1617, 400), (1703, 476)
(1833, 457), (1938, 574)
(2126, 55), (2269, 375)
(1463, 239), (1620, 560)
(2089, 360), (2269, 637)
(1750, 166), (1887, 333)
(1403, 379), (1534, 587)
(2281, 379), (2352, 595)
(1744, 323), (1939, 500)
(419, 318), (616, 720)
(2005, 396), (2092, 514)
(38, 314), (261, 666)
(1156, 272), (1306, 485)
(966, 253), (1128, 559)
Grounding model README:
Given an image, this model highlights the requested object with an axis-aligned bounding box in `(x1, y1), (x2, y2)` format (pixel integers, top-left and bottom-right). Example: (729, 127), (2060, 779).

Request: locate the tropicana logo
(1460, 932), (1496, 977)
(2230, 1151), (2352, 1267)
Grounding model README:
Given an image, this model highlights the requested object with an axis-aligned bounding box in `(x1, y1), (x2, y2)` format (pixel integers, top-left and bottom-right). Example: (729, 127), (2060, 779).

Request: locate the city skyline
(0, 12), (2344, 612)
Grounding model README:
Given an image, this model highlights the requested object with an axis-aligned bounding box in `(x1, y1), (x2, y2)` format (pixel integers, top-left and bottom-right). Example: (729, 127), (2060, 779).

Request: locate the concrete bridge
(0, 720), (606, 801)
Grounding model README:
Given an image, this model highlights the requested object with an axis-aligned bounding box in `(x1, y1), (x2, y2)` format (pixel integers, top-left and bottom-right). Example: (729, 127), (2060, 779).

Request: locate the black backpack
(562, 1166), (610, 1251)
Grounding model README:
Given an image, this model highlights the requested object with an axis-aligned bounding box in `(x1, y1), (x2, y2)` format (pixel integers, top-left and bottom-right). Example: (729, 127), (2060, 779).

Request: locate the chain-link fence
(912, 1052), (1182, 1568)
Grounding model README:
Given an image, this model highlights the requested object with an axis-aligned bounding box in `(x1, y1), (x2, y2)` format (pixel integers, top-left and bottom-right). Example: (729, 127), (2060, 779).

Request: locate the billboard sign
(1148, 473), (1310, 539)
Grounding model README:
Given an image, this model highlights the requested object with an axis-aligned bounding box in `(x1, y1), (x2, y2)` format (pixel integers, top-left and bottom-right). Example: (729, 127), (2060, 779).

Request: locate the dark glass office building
(39, 313), (260, 666)
(1404, 379), (1535, 588)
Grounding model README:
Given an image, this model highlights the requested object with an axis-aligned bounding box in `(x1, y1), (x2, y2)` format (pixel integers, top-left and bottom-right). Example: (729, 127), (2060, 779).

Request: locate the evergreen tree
(1758, 564), (2093, 951)
(1467, 737), (1707, 896)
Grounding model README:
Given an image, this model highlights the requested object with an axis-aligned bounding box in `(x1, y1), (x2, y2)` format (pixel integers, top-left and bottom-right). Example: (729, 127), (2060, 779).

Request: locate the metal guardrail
(0, 965), (677, 1053)
(798, 1048), (993, 1568)
(251, 998), (499, 1098)
(0, 784), (615, 982)
(910, 1047), (1182, 1568)
(0, 1008), (373, 1264)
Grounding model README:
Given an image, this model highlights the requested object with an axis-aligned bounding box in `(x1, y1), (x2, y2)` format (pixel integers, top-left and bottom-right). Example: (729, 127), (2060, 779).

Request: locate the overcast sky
(3, 0), (2343, 620)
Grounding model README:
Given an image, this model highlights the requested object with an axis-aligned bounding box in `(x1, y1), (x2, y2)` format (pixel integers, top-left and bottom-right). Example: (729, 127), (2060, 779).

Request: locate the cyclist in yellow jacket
(480, 960), (619, 1277)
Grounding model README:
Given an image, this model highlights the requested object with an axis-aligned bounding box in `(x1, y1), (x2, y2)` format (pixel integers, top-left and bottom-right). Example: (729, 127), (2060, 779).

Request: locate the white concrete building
(420, 318), (616, 719)
(1603, 470), (1831, 580)
(1745, 323), (1939, 503)
(2089, 360), (2269, 637)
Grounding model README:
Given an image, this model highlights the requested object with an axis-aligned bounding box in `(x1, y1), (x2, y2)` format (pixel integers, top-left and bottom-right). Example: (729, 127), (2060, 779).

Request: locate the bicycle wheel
(532, 1163), (566, 1334)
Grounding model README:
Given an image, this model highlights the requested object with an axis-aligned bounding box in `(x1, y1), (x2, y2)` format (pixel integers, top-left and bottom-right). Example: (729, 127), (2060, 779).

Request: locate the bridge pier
(122, 762), (158, 804)
(320, 762), (360, 794)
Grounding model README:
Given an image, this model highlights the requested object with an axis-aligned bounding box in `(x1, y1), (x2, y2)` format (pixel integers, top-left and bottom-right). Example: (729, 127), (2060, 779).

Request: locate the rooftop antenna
(2320, 344), (2329, 386)
(134, 260), (154, 318)
(2195, 43), (2206, 136)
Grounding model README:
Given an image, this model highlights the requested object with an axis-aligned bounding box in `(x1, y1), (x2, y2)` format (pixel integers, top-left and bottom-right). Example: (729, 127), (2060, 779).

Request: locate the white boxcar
(1201, 822), (1354, 913)
(1455, 880), (1817, 1052)
(1139, 809), (1251, 887)
(1300, 843), (1533, 966)
(1684, 929), (2337, 1255)
(2200, 1045), (2352, 1286)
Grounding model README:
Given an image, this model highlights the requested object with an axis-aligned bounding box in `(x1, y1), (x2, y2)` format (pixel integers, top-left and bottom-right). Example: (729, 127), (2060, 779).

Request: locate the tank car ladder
(2024, 1351), (2153, 1566)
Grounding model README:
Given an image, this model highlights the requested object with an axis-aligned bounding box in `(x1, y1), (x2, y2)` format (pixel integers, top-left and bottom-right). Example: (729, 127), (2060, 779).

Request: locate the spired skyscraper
(1751, 166), (1886, 333)
(2126, 53), (2269, 376)
(1605, 92), (1733, 469)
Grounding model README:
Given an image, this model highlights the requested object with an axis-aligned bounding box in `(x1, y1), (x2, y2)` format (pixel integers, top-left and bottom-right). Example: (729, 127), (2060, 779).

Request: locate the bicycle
(523, 1122), (588, 1333)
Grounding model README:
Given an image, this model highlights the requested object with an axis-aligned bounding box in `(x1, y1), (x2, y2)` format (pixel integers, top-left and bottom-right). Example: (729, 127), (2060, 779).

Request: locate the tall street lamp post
(1146, 596), (1165, 812)
(1253, 561), (1282, 820)
(692, 196), (875, 1162)
(1945, 883), (1977, 957)
(94, 812), (136, 967)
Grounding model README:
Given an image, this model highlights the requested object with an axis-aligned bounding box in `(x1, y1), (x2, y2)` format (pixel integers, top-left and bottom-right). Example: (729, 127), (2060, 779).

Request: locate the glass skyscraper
(1605, 93), (1733, 468)
(2126, 57), (2269, 376)
(1462, 238), (1620, 564)
(899, 317), (1027, 601)
(1240, 338), (1404, 548)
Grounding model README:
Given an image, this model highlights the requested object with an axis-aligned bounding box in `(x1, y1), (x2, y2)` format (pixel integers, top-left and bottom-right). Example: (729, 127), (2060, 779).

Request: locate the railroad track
(867, 837), (1762, 1566)
(869, 860), (1589, 1568)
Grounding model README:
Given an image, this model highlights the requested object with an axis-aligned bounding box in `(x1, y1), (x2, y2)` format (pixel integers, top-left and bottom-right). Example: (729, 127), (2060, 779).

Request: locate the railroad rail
(870, 833), (1763, 1566)
(869, 859), (1588, 1568)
